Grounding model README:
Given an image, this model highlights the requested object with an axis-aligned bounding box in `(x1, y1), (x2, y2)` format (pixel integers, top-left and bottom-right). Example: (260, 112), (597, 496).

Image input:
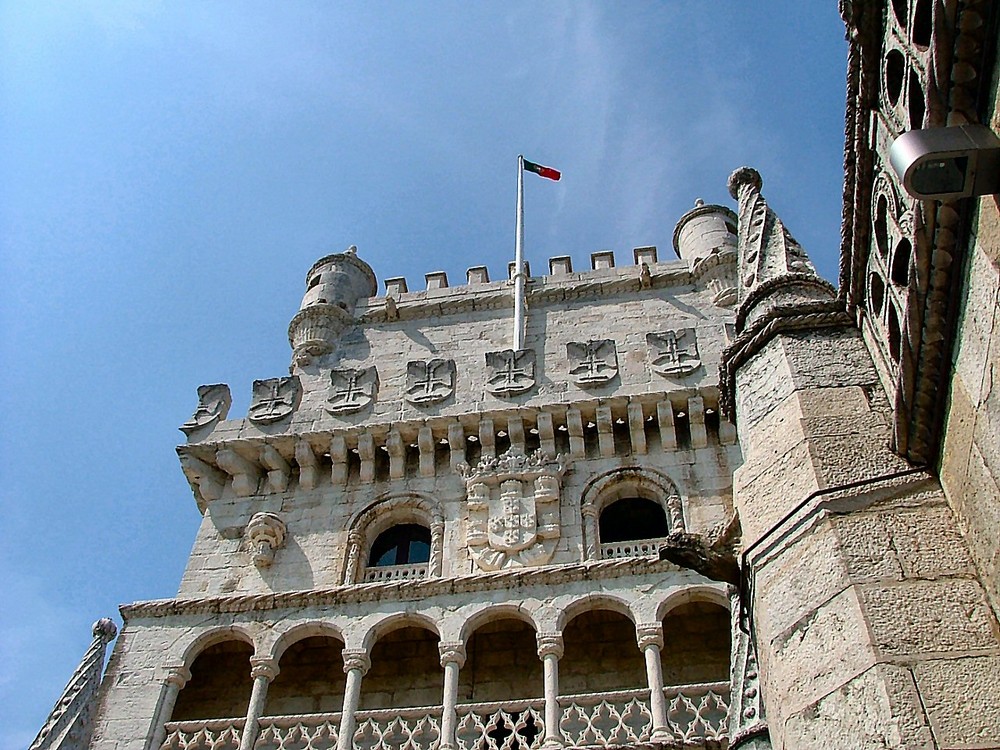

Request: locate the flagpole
(513, 154), (526, 351)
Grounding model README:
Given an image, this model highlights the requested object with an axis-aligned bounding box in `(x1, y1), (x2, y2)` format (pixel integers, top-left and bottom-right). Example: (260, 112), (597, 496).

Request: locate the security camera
(889, 124), (1000, 201)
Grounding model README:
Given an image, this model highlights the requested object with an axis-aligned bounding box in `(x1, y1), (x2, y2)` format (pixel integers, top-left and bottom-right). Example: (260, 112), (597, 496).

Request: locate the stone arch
(458, 603), (540, 646)
(555, 593), (636, 633)
(654, 584), (731, 622)
(579, 467), (684, 560)
(178, 625), (256, 670)
(659, 590), (731, 686)
(268, 620), (345, 663)
(362, 611), (442, 653)
(343, 491), (445, 583)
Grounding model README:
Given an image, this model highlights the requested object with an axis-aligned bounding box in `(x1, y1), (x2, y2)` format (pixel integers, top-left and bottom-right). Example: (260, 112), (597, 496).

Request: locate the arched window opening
(458, 618), (543, 750)
(599, 497), (670, 559)
(360, 626), (441, 710)
(660, 602), (730, 686)
(369, 523), (431, 566)
(560, 610), (645, 696)
(266, 635), (346, 716)
(170, 640), (254, 721)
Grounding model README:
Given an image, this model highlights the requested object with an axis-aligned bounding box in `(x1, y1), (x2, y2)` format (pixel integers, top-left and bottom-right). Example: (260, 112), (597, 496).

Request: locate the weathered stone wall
(940, 68), (1000, 617)
(459, 619), (543, 703)
(265, 636), (346, 715)
(559, 610), (646, 694)
(660, 601), (730, 686)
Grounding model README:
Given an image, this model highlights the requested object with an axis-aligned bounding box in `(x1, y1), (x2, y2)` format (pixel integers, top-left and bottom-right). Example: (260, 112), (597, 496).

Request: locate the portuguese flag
(523, 159), (561, 181)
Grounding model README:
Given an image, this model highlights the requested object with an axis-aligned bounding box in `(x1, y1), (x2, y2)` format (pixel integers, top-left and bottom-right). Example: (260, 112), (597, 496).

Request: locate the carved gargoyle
(658, 510), (742, 586)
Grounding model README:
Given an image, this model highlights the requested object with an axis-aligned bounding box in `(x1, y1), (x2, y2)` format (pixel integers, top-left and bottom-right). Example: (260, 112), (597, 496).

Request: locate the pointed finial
(728, 166), (762, 198)
(346, 245), (358, 255)
(694, 197), (705, 207)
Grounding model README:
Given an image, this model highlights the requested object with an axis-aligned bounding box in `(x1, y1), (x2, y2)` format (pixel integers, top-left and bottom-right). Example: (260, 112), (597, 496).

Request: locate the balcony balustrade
(363, 562), (428, 583)
(161, 683), (729, 750)
(599, 537), (668, 560)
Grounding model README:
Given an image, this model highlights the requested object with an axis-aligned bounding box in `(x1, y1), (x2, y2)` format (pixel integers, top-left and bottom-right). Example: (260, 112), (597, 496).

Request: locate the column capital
(536, 632), (564, 660)
(164, 665), (192, 689)
(636, 622), (664, 651)
(250, 656), (280, 681)
(342, 649), (371, 675)
(439, 641), (467, 668)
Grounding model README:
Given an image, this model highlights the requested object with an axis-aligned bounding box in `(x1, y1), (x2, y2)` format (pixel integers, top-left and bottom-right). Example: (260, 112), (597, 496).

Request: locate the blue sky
(0, 2), (846, 744)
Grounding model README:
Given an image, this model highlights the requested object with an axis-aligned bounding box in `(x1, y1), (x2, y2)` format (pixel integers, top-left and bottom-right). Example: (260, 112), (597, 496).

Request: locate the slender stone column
(635, 623), (671, 743)
(438, 642), (467, 750)
(337, 650), (371, 750)
(344, 531), (364, 584)
(536, 633), (564, 748)
(147, 665), (191, 750)
(238, 657), (279, 750)
(581, 505), (599, 561)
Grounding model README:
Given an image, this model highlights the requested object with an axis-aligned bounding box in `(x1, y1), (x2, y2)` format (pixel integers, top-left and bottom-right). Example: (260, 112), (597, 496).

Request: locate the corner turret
(287, 246), (377, 368)
(673, 199), (739, 306)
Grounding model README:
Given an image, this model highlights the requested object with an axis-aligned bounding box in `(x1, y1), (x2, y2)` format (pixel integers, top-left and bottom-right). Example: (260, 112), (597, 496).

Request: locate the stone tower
(88, 228), (746, 750)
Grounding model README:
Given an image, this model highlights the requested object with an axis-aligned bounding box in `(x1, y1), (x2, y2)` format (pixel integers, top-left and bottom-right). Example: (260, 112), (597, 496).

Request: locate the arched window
(369, 524), (431, 567)
(599, 497), (670, 544)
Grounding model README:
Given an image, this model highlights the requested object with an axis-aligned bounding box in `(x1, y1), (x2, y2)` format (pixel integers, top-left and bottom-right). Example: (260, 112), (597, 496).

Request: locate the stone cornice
(120, 556), (680, 620)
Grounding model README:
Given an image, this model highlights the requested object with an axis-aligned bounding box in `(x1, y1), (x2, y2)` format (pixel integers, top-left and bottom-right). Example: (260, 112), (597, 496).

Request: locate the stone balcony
(599, 537), (669, 561)
(161, 682), (730, 750)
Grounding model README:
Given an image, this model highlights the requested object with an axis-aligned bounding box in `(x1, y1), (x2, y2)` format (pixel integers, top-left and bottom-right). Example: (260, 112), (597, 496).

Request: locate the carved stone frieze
(405, 359), (456, 404)
(180, 384), (231, 436)
(245, 512), (287, 567)
(566, 340), (618, 385)
(729, 591), (771, 748)
(327, 367), (378, 414)
(248, 377), (301, 425)
(459, 448), (568, 571)
(485, 349), (536, 396)
(647, 329), (701, 377)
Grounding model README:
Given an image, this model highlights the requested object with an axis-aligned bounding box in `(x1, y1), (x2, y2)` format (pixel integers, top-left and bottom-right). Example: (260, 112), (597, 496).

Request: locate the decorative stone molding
(635, 623), (664, 651)
(245, 512), (287, 567)
(536, 633), (564, 660)
(405, 359), (456, 404)
(180, 384), (231, 437)
(460, 448), (568, 571)
(295, 439), (319, 490)
(647, 329), (701, 377)
(178, 453), (226, 509)
(728, 590), (770, 748)
(342, 650), (371, 675)
(485, 349), (535, 396)
(344, 492), (445, 583)
(327, 367), (378, 414)
(566, 340), (618, 385)
(249, 656), (280, 682)
(438, 642), (467, 669)
(248, 377), (301, 425)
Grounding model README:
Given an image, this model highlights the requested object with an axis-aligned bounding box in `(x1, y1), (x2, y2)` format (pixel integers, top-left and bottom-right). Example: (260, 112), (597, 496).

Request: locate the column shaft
(238, 675), (271, 750)
(440, 660), (461, 749)
(542, 654), (561, 747)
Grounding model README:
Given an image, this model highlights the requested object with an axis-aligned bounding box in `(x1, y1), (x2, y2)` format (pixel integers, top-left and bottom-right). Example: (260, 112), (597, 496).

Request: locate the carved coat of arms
(248, 377), (301, 424)
(647, 329), (701, 377)
(327, 367), (378, 414)
(405, 359), (456, 404)
(485, 349), (536, 396)
(567, 340), (618, 385)
(180, 383), (232, 436)
(459, 448), (568, 571)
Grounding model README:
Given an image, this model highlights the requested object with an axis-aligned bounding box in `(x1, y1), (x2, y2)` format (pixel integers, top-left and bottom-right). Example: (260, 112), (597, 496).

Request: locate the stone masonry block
(913, 655), (1000, 749)
(781, 662), (934, 750)
(859, 579), (999, 658)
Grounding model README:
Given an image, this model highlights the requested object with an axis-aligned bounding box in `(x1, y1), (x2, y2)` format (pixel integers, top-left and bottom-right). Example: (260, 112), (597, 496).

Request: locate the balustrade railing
(599, 537), (668, 560)
(363, 563), (428, 583)
(455, 698), (545, 750)
(161, 683), (729, 750)
(161, 717), (244, 750)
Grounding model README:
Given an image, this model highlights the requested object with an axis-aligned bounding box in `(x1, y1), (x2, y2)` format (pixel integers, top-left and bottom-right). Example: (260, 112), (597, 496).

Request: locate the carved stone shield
(567, 340), (618, 385)
(460, 448), (567, 571)
(405, 359), (456, 404)
(248, 377), (301, 424)
(485, 349), (535, 396)
(648, 329), (701, 376)
(180, 383), (232, 436)
(327, 367), (378, 414)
